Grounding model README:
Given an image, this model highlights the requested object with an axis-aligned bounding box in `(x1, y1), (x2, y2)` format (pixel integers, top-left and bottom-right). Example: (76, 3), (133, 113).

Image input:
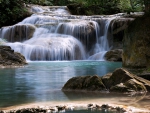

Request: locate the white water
(7, 34), (86, 61)
(0, 5), (116, 61)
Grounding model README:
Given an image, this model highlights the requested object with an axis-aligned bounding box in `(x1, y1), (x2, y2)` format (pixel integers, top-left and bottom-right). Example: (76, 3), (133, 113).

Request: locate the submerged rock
(62, 68), (150, 93)
(0, 45), (27, 68)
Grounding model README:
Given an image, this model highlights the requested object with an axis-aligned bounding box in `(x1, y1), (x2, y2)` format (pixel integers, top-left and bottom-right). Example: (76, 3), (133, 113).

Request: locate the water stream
(0, 5), (150, 112)
(0, 5), (115, 61)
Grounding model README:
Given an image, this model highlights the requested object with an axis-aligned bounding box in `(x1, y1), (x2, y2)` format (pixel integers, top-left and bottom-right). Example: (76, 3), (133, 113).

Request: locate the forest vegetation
(0, 0), (149, 28)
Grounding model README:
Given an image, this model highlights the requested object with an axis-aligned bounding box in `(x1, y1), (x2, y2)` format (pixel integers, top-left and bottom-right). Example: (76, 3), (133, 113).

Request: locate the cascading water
(0, 5), (116, 61)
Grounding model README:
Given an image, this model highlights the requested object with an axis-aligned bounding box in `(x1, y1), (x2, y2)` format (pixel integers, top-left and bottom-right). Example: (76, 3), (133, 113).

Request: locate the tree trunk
(144, 0), (150, 13)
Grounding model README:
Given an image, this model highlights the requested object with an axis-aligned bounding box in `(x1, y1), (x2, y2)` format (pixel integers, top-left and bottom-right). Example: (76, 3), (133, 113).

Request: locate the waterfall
(0, 5), (116, 61)
(7, 34), (86, 61)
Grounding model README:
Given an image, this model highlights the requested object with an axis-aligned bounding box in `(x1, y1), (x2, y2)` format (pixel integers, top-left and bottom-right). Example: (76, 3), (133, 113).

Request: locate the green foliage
(130, 0), (144, 11)
(117, 0), (144, 13)
(118, 0), (132, 13)
(67, 0), (121, 15)
(0, 0), (55, 28)
(0, 0), (30, 28)
(24, 0), (53, 6)
(0, 0), (147, 28)
(68, 0), (144, 14)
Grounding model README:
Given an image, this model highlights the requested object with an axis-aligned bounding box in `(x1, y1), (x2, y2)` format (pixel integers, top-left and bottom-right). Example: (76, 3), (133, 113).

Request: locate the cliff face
(122, 14), (150, 69)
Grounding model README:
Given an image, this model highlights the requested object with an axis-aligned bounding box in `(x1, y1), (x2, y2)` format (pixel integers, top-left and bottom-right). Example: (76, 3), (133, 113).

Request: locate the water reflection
(0, 61), (123, 107)
(0, 68), (36, 107)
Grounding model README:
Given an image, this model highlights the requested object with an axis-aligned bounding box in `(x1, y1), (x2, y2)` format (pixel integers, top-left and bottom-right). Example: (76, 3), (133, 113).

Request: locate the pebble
(0, 104), (148, 113)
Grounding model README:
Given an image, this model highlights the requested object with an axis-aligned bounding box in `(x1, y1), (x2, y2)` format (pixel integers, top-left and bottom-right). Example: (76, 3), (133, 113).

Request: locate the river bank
(1, 98), (150, 113)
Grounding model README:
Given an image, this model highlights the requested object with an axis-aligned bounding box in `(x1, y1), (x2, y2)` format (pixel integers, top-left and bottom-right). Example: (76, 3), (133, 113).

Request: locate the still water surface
(0, 61), (122, 108)
(0, 61), (150, 112)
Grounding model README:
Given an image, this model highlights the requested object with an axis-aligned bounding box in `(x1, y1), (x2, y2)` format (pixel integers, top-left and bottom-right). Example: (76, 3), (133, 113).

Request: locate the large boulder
(0, 45), (27, 67)
(62, 75), (106, 91)
(102, 68), (150, 92)
(101, 68), (134, 89)
(62, 68), (150, 93)
(110, 79), (147, 93)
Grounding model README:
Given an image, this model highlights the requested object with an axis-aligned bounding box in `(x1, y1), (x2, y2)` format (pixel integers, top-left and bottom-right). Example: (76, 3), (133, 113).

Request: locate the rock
(110, 83), (130, 93)
(101, 104), (109, 110)
(110, 78), (147, 93)
(56, 106), (66, 111)
(12, 108), (47, 113)
(62, 75), (107, 91)
(138, 73), (150, 81)
(101, 73), (112, 89)
(0, 104), (130, 113)
(103, 68), (150, 92)
(0, 45), (27, 68)
(0, 24), (35, 42)
(101, 68), (134, 89)
(111, 13), (144, 50)
(122, 14), (150, 69)
(124, 79), (147, 92)
(63, 68), (150, 93)
(112, 18), (135, 35)
(116, 107), (126, 112)
(87, 104), (93, 108)
(104, 49), (122, 61)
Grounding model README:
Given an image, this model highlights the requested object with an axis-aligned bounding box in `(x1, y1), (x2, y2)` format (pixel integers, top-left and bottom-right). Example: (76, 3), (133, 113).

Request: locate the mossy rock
(62, 75), (106, 91)
(102, 68), (150, 92)
(123, 14), (150, 69)
(62, 68), (150, 93)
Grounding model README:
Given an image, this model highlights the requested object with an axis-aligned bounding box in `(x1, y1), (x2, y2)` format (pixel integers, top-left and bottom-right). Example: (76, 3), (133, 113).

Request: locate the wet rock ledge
(0, 45), (27, 68)
(62, 68), (150, 93)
